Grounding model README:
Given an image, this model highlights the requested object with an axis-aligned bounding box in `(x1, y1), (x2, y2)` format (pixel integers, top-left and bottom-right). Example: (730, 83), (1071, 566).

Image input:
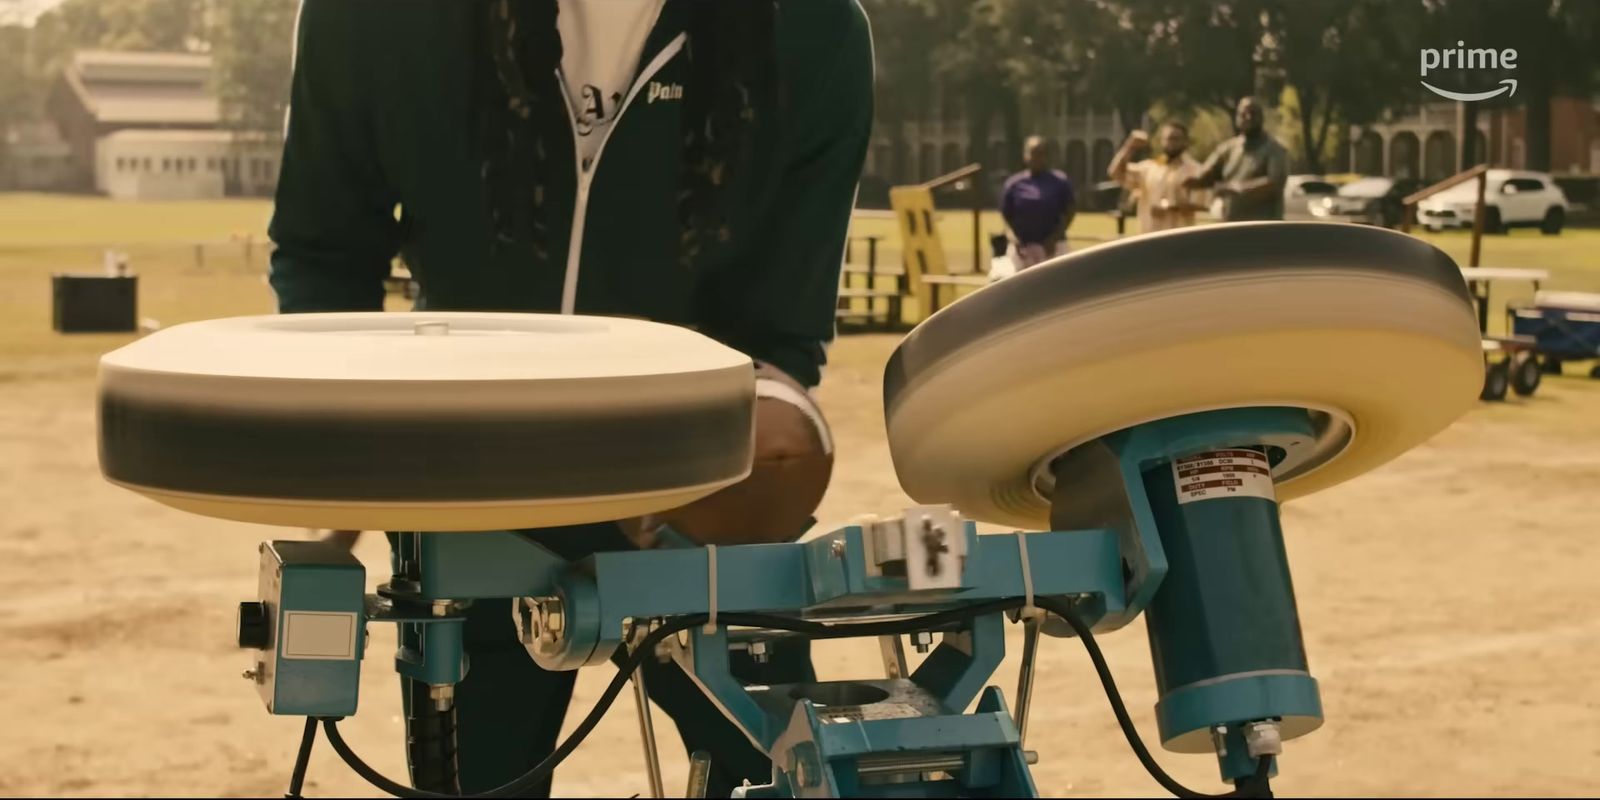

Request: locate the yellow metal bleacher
(837, 164), (991, 332)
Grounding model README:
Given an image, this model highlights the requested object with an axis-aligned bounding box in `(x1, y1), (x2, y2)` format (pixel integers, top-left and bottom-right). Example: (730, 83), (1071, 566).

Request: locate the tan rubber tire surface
(885, 223), (1483, 530)
(98, 312), (755, 532)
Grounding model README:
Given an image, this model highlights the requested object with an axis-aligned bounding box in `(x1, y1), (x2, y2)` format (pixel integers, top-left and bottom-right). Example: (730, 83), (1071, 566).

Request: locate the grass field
(4, 193), (1596, 371)
(2, 193), (1600, 797)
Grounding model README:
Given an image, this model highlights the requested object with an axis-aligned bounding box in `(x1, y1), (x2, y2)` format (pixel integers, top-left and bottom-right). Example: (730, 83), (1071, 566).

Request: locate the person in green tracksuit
(267, 0), (873, 796)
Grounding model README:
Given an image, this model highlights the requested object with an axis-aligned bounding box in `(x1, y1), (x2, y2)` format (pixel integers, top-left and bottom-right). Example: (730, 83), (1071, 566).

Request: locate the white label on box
(282, 611), (358, 660)
(1172, 449), (1275, 505)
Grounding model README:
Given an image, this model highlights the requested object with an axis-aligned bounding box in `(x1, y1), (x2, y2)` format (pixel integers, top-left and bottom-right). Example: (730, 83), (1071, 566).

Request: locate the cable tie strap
(1016, 531), (1043, 621)
(704, 544), (719, 634)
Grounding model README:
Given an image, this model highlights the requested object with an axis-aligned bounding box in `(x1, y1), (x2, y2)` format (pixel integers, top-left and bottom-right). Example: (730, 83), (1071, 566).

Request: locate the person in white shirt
(1108, 122), (1207, 234)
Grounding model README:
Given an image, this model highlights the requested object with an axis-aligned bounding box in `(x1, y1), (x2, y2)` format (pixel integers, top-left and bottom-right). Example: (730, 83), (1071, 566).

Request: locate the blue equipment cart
(1512, 290), (1600, 379)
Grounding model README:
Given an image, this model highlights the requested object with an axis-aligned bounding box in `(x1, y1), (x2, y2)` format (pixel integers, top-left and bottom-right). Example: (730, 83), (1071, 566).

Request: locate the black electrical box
(52, 274), (138, 333)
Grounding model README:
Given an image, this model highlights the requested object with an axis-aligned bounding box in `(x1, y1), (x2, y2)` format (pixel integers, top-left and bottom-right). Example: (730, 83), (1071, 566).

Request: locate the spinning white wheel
(885, 222), (1483, 529)
(98, 313), (755, 531)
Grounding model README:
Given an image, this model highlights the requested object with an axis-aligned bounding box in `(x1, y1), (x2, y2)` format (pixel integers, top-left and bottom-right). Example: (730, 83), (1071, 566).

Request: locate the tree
(0, 22), (30, 168)
(934, 0), (1019, 170)
(1425, 0), (1600, 172)
(1267, 0), (1424, 173)
(861, 0), (1021, 179)
(996, 0), (1176, 136)
(18, 0), (206, 125)
(990, 0), (1277, 144)
(209, 0), (296, 136)
(858, 0), (945, 183)
(28, 0), (201, 70)
(1159, 0), (1275, 116)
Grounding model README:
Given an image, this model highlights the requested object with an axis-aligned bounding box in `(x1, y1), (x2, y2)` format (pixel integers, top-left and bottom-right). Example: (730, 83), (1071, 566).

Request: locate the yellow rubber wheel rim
(99, 312), (754, 531)
(885, 223), (1483, 529)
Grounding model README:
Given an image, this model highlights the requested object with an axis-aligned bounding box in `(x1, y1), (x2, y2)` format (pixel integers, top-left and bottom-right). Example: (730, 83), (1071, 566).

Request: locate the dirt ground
(3, 326), (1600, 798)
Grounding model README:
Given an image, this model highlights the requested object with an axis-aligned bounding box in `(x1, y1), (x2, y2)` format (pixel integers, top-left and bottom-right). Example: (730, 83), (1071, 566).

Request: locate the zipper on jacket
(558, 32), (687, 314)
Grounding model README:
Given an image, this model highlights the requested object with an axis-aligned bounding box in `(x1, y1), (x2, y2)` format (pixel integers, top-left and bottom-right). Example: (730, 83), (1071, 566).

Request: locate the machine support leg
(631, 625), (666, 798)
(686, 751), (713, 798)
(1014, 615), (1042, 743)
(878, 635), (909, 680)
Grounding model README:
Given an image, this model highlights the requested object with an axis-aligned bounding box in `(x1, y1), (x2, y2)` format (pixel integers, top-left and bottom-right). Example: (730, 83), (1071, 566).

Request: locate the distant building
(30, 49), (281, 199)
(863, 82), (1123, 207)
(97, 129), (281, 200)
(1351, 97), (1600, 182)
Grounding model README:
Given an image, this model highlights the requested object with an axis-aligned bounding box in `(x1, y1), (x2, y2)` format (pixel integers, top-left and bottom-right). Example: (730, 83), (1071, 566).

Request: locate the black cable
(1235, 755), (1275, 799)
(1034, 595), (1271, 799)
(320, 600), (1020, 799)
(404, 678), (460, 793)
(285, 716), (318, 799)
(319, 594), (1271, 800)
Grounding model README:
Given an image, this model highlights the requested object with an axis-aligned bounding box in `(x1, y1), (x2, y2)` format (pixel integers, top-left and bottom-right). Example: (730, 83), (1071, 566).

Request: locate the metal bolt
(830, 539), (846, 558)
(911, 631), (934, 654)
(516, 599), (536, 644)
(242, 668), (260, 682)
(654, 637), (678, 663)
(1024, 750), (1039, 765)
(520, 596), (565, 645)
(431, 600), (453, 616)
(1210, 725), (1229, 757)
(1243, 720), (1283, 757)
(748, 641), (770, 664)
(429, 684), (454, 712)
(538, 597), (565, 643)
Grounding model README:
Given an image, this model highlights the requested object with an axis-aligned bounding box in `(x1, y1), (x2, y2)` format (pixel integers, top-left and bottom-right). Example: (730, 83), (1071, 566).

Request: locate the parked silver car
(1309, 176), (1422, 228)
(1283, 175), (1340, 220)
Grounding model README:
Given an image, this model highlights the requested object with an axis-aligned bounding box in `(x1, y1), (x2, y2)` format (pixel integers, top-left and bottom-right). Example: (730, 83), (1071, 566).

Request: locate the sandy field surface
(2, 195), (1598, 797)
(3, 330), (1600, 798)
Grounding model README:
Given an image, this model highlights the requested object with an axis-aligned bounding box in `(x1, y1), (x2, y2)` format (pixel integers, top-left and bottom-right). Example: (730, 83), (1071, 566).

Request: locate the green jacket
(268, 0), (873, 388)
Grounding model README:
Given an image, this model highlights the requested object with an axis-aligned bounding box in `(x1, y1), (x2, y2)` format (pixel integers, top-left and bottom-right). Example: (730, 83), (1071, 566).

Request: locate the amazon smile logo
(1420, 41), (1518, 102)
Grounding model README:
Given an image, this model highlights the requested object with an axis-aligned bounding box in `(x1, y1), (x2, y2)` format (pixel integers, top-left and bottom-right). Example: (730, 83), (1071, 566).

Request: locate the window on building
(188, 158), (198, 172)
(162, 158), (172, 172)
(143, 158), (152, 171)
(206, 158), (216, 171)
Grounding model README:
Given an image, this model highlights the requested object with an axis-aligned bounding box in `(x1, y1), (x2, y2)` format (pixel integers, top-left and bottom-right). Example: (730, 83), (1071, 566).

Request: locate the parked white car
(1284, 174), (1340, 220)
(1417, 169), (1569, 234)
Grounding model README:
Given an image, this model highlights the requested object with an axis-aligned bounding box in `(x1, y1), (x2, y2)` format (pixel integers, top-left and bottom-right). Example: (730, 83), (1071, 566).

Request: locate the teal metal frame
(251, 406), (1335, 796)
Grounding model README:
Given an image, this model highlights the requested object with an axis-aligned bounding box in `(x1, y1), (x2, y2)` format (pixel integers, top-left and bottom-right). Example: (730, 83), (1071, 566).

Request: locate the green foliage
(1268, 0), (1424, 173)
(208, 0), (296, 135)
(27, 0), (201, 76)
(2, 0), (296, 140)
(0, 23), (31, 165)
(861, 0), (1598, 176)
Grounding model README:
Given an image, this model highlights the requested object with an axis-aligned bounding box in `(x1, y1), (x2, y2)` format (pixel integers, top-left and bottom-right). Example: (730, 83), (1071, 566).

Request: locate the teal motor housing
(240, 541), (368, 717)
(1140, 446), (1323, 765)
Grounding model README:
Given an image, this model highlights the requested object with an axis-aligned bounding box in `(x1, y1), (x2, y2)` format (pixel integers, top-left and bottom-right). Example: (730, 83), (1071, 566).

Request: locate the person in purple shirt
(999, 135), (1077, 271)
